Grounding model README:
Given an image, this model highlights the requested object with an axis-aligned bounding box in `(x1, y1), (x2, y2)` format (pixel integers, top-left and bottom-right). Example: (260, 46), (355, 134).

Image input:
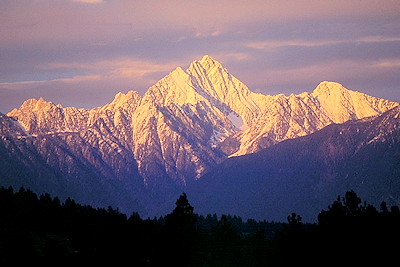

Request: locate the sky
(1, 0), (400, 113)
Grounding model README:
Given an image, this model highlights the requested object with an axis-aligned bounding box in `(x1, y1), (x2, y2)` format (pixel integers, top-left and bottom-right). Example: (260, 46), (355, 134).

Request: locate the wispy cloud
(194, 31), (221, 38)
(375, 59), (400, 68)
(1, 57), (186, 92)
(245, 40), (343, 50)
(1, 0), (399, 112)
(0, 74), (102, 87)
(245, 35), (400, 50)
(40, 58), (185, 78)
(212, 52), (250, 63)
(72, 0), (103, 3)
(357, 36), (400, 43)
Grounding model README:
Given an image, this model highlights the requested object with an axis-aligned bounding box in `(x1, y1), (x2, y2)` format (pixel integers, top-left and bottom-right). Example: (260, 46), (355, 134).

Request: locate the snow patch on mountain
(227, 112), (245, 130)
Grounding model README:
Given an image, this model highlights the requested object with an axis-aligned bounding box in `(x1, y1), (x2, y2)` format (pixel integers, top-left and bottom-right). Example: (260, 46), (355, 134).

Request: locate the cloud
(3, 0), (396, 49)
(211, 52), (250, 63)
(0, 74), (102, 88)
(357, 36), (400, 43)
(1, 0), (399, 112)
(235, 56), (400, 102)
(72, 0), (103, 3)
(39, 58), (185, 79)
(194, 31), (221, 38)
(245, 40), (343, 50)
(245, 36), (400, 50)
(3, 57), (186, 91)
(375, 59), (400, 68)
(0, 56), (189, 112)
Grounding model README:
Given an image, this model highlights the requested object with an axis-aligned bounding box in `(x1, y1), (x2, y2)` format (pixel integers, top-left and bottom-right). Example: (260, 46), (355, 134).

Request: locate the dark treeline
(0, 187), (399, 266)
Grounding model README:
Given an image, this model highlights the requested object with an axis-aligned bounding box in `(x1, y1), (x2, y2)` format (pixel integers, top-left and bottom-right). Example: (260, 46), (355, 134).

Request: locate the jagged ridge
(5, 55), (399, 189)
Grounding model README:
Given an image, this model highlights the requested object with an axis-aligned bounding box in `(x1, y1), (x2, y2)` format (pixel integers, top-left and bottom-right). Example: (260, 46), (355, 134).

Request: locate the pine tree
(167, 192), (196, 229)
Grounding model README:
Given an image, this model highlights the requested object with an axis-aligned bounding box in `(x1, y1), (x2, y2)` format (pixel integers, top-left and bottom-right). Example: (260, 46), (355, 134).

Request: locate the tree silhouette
(315, 190), (400, 265)
(166, 192), (196, 229)
(287, 212), (302, 226)
(172, 193), (194, 215)
(163, 193), (198, 266)
(343, 190), (361, 216)
(208, 215), (243, 266)
(3, 186), (400, 266)
(380, 201), (389, 213)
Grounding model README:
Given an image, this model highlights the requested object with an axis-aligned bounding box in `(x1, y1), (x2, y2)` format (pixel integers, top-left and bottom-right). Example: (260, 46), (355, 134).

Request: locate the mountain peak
(103, 90), (141, 111)
(171, 66), (187, 77)
(16, 97), (56, 112)
(310, 81), (398, 124)
(194, 55), (223, 71)
(199, 55), (216, 64)
(312, 81), (346, 95)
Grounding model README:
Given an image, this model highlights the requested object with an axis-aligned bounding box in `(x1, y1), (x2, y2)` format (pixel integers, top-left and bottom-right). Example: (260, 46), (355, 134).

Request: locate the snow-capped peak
(189, 55), (226, 79)
(198, 55), (221, 69)
(102, 90), (141, 111)
(311, 81), (352, 103)
(312, 81), (346, 95)
(200, 54), (214, 63)
(310, 81), (398, 123)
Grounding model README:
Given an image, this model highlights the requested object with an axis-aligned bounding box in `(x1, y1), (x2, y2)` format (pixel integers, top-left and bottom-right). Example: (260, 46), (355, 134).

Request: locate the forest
(0, 187), (399, 266)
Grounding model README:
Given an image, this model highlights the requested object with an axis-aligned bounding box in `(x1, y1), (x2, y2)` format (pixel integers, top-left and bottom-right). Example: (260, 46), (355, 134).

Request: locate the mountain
(189, 106), (400, 222)
(2, 55), (399, 217)
(226, 81), (398, 156)
(0, 112), (150, 214)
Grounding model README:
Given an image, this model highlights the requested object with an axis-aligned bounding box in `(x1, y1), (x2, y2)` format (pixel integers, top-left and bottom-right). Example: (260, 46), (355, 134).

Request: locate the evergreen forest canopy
(0, 187), (399, 266)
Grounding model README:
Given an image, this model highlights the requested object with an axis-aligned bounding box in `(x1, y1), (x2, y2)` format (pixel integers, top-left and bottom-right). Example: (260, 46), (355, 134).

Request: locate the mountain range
(190, 106), (400, 221)
(1, 55), (399, 220)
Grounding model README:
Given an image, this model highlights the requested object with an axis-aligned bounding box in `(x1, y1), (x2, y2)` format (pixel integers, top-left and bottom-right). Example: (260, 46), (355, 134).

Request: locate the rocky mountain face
(189, 106), (400, 222)
(0, 112), (150, 215)
(226, 81), (398, 156)
(2, 55), (399, 217)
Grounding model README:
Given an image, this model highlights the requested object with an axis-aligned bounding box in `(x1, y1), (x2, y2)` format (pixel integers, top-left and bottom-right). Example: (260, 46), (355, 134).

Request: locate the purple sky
(1, 0), (400, 113)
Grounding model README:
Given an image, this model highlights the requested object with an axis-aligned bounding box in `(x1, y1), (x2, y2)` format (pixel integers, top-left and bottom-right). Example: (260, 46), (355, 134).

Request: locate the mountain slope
(0, 113), (149, 213)
(189, 106), (400, 222)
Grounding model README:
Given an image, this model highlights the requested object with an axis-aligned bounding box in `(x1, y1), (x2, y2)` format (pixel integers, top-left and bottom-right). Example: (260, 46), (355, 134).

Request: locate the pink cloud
(73, 0), (103, 3)
(3, 1), (398, 47)
(1, 0), (399, 112)
(245, 36), (400, 50)
(39, 58), (186, 79)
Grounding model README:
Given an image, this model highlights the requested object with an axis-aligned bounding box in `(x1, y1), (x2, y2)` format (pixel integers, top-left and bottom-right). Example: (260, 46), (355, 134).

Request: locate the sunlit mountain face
(1, 56), (399, 219)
